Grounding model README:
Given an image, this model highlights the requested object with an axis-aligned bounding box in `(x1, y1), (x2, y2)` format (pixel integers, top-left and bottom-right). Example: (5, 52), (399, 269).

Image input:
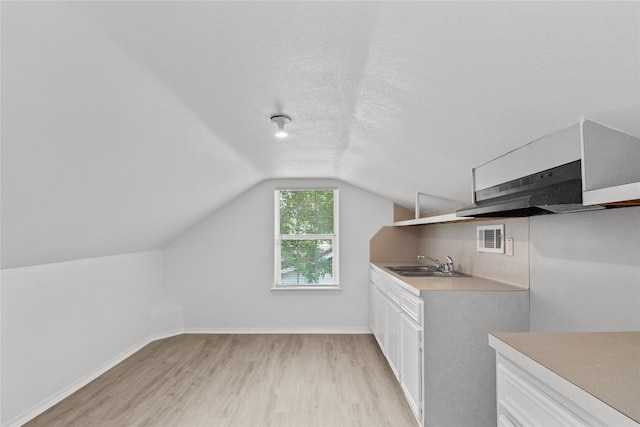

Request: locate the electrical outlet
(506, 238), (514, 256)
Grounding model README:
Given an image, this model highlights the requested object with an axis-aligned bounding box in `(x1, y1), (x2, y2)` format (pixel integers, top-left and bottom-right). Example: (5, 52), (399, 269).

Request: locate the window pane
(280, 239), (333, 284)
(279, 190), (334, 235)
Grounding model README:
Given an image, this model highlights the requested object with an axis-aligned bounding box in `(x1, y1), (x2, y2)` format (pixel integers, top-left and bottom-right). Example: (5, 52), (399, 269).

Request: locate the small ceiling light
(270, 114), (291, 138)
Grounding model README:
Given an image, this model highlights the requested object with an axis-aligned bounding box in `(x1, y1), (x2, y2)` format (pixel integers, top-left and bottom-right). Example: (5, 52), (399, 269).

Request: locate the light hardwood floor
(26, 334), (417, 427)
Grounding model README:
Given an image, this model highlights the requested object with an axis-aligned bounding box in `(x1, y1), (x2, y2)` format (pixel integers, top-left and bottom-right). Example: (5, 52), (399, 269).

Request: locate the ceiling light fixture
(270, 114), (291, 138)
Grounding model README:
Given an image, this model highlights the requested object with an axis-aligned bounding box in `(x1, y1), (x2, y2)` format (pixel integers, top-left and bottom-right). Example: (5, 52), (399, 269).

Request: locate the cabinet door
(400, 313), (422, 423)
(372, 285), (386, 351)
(369, 283), (377, 336)
(386, 301), (401, 380)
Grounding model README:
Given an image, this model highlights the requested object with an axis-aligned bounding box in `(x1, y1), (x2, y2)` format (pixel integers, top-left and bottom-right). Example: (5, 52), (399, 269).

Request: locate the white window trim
(272, 188), (340, 291)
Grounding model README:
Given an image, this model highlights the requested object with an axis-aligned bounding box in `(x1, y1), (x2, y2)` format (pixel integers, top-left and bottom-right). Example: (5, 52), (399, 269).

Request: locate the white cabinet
(371, 264), (530, 427)
(370, 283), (386, 351)
(495, 356), (592, 426)
(497, 415), (517, 427)
(489, 335), (640, 427)
(369, 283), (378, 338)
(370, 273), (403, 380)
(400, 312), (422, 421)
(370, 266), (423, 422)
(386, 299), (401, 378)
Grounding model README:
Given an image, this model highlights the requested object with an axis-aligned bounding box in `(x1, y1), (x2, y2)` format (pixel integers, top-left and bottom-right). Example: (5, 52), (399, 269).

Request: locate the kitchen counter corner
(490, 331), (640, 424)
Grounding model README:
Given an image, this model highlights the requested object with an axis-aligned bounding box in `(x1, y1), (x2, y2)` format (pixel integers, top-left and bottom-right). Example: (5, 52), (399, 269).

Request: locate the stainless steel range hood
(455, 160), (601, 217)
(456, 118), (640, 218)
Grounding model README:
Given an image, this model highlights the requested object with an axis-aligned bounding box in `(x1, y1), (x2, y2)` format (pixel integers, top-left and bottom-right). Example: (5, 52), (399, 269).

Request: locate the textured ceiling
(2, 1), (639, 268)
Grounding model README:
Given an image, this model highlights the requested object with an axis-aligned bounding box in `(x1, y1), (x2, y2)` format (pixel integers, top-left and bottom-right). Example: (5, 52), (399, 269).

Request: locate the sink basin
(386, 266), (470, 277)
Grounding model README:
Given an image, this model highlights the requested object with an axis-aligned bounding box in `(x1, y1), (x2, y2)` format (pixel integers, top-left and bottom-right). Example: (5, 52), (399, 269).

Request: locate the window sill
(271, 285), (342, 292)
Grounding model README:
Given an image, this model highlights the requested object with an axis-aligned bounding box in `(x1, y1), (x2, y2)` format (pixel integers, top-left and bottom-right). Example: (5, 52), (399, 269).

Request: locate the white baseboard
(3, 336), (152, 427)
(183, 327), (372, 334)
(147, 328), (185, 341)
(4, 327), (372, 427)
(3, 329), (189, 427)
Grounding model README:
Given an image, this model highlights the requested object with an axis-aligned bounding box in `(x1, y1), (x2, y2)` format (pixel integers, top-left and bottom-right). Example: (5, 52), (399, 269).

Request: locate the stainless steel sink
(386, 266), (470, 277)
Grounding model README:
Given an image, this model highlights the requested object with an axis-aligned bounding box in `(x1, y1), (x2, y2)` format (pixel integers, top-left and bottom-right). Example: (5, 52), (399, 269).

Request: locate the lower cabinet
(371, 283), (386, 352)
(386, 300), (401, 379)
(490, 336), (640, 427)
(371, 264), (530, 427)
(496, 356), (590, 426)
(400, 312), (422, 421)
(370, 267), (423, 424)
(370, 277), (403, 380)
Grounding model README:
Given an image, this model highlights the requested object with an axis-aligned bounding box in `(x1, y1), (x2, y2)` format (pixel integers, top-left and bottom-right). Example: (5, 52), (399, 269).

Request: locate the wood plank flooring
(26, 334), (417, 427)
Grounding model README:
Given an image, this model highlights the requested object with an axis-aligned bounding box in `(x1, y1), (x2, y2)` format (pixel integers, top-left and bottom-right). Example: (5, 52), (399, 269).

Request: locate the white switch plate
(506, 238), (514, 256)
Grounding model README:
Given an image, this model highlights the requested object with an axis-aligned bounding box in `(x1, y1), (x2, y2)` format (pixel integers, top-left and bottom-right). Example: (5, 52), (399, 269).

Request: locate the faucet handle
(445, 256), (454, 272)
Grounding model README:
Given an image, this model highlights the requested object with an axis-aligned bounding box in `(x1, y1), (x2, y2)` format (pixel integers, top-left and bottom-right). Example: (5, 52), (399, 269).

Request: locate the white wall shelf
(393, 192), (473, 226)
(393, 212), (473, 226)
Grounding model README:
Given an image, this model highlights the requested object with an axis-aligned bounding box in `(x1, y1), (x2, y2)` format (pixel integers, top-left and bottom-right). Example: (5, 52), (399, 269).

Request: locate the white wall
(0, 250), (176, 426)
(164, 178), (392, 332)
(530, 206), (640, 331)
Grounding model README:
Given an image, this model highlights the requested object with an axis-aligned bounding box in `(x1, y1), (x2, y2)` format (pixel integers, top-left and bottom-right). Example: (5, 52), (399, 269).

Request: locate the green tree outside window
(277, 189), (337, 285)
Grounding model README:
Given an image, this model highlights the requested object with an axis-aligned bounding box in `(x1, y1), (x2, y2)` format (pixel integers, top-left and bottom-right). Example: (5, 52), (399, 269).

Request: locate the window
(273, 188), (339, 290)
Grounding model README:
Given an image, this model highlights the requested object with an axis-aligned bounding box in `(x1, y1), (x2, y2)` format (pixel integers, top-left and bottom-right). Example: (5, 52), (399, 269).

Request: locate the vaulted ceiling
(2, 1), (639, 269)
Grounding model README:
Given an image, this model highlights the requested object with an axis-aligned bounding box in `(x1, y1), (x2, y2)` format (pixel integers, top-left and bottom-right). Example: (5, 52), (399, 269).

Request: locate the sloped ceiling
(2, 1), (639, 269)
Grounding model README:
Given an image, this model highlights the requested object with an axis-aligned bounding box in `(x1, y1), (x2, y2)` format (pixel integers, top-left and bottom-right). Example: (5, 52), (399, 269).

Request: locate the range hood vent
(456, 117), (640, 218)
(456, 160), (603, 217)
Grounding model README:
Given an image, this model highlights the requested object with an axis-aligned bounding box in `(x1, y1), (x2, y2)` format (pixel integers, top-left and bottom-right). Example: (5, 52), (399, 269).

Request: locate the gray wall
(530, 206), (640, 331)
(163, 178), (392, 331)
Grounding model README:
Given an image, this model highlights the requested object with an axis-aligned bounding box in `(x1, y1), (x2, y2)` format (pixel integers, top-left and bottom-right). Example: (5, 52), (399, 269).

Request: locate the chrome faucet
(418, 255), (454, 273)
(444, 256), (454, 273)
(417, 255), (443, 270)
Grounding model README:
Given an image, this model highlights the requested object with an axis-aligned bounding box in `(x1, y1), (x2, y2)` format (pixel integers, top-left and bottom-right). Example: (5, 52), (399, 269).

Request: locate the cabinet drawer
(498, 415), (516, 427)
(372, 275), (386, 293)
(385, 279), (402, 305)
(497, 358), (595, 427)
(400, 292), (423, 326)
